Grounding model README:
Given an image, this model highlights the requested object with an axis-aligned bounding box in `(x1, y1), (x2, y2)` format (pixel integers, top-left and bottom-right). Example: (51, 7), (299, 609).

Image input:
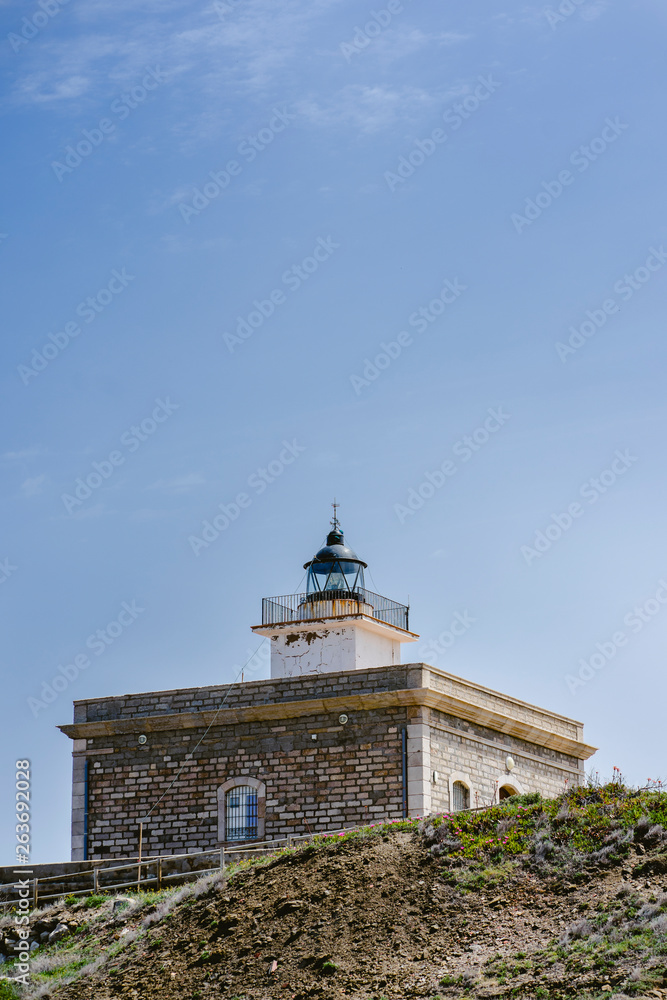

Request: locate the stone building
(59, 518), (596, 861)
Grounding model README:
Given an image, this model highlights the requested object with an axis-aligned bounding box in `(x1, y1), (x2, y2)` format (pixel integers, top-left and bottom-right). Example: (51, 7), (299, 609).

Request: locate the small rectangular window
(452, 780), (470, 812)
(226, 786), (258, 841)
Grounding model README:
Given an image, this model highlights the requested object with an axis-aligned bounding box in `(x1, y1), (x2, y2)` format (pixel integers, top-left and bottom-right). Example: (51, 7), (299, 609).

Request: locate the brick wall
(65, 662), (591, 860)
(84, 706), (406, 859)
(429, 707), (583, 813)
(74, 664), (413, 724)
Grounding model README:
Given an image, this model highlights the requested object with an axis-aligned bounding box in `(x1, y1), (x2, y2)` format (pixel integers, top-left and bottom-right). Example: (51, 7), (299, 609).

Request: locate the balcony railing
(261, 588), (409, 631)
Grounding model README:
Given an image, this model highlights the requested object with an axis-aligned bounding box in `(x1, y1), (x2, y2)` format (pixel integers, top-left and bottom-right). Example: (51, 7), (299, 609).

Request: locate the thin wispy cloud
(20, 474), (47, 497)
(295, 84), (447, 134)
(579, 0), (608, 22)
(7, 0), (344, 109)
(146, 473), (206, 493)
(338, 25), (470, 65)
(1, 448), (43, 462)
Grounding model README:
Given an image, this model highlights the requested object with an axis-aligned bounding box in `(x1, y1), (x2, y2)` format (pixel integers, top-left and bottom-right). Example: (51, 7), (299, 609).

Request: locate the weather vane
(331, 498), (340, 530)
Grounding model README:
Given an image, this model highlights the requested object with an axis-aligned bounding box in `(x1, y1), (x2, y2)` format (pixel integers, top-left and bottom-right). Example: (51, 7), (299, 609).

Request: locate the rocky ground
(1, 784), (666, 1000)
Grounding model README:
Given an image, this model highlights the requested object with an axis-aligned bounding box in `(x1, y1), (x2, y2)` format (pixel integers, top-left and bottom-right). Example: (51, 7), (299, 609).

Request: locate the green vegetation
(82, 893), (107, 909)
(421, 782), (667, 869)
(3, 782), (664, 999)
(0, 982), (22, 1000)
(212, 782), (666, 890)
(438, 974), (462, 986)
(483, 884), (667, 997)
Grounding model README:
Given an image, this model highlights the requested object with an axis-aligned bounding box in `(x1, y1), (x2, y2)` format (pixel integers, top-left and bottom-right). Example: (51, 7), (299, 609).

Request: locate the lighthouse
(59, 506), (597, 860)
(251, 510), (419, 678)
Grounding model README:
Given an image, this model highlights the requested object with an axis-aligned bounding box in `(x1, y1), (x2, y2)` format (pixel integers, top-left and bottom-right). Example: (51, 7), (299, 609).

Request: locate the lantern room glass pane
(306, 560), (365, 595)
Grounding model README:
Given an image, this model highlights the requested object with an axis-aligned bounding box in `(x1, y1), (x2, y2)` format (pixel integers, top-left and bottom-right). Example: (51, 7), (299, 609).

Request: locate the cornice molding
(58, 687), (597, 761)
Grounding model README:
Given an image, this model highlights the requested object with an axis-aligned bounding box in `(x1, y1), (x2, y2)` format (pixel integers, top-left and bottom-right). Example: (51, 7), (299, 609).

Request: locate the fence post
(93, 868), (99, 894)
(157, 859), (162, 890)
(137, 821), (143, 891)
(33, 878), (38, 910)
(220, 847), (225, 876)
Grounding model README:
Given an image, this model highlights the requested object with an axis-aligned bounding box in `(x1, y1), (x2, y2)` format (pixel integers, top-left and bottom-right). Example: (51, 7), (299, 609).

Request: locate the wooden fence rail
(0, 823), (379, 910)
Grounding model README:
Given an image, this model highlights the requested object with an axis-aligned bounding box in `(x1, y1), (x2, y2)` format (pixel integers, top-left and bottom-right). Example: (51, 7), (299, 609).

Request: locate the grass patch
(421, 783), (667, 870)
(0, 982), (22, 1000)
(82, 893), (107, 909)
(483, 884), (667, 995)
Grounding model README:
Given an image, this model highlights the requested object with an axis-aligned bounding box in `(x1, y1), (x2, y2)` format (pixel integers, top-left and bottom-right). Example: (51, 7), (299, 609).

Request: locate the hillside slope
(2, 784), (667, 1000)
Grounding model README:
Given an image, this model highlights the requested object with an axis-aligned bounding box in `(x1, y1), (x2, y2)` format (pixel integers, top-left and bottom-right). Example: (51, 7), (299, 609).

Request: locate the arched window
(499, 784), (518, 801)
(494, 776), (524, 801)
(226, 785), (258, 841)
(217, 777), (265, 843)
(452, 780), (470, 812)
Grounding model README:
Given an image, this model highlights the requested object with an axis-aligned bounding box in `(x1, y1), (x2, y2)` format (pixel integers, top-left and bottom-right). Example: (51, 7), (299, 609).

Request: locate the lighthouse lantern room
(252, 508), (419, 678)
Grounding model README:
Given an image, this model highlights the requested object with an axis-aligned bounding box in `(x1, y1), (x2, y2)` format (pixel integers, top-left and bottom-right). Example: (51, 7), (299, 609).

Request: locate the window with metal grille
(452, 780), (470, 812)
(225, 785), (258, 841)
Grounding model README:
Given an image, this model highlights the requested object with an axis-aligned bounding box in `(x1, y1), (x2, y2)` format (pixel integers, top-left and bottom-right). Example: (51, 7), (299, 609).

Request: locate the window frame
(447, 771), (472, 813)
(217, 777), (266, 844)
(497, 776), (524, 802)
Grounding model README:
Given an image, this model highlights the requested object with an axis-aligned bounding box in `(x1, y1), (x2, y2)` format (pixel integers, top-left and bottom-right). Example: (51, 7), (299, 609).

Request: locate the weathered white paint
(252, 614), (418, 678)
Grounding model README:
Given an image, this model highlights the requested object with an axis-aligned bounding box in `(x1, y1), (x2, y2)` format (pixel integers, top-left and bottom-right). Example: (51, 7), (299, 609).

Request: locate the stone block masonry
(82, 709), (405, 859)
(59, 663), (596, 861)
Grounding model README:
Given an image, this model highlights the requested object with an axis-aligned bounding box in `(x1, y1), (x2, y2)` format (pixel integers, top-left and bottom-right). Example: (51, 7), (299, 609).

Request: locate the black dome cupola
(303, 504), (367, 600)
(253, 502), (414, 675)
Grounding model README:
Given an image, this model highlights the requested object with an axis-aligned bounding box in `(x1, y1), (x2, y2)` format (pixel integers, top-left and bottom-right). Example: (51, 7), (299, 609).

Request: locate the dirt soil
(43, 829), (667, 1000)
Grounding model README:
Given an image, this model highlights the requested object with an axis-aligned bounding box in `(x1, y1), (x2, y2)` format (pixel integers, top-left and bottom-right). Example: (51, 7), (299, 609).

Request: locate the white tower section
(251, 517), (418, 679)
(252, 599), (418, 678)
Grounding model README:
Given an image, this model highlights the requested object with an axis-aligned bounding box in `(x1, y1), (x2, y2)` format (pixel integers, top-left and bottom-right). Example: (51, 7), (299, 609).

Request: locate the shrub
(420, 819), (463, 858)
(0, 982), (21, 1000)
(513, 791), (541, 806)
(552, 804), (570, 826)
(531, 832), (555, 864)
(560, 919), (593, 944)
(636, 903), (661, 921)
(83, 894), (106, 909)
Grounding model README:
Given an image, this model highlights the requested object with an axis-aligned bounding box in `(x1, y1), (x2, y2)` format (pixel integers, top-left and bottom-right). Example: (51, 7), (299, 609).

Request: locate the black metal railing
(261, 588), (409, 631)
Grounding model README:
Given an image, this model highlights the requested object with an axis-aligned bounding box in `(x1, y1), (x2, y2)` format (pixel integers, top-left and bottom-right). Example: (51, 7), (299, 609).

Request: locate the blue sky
(2, 0), (666, 863)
